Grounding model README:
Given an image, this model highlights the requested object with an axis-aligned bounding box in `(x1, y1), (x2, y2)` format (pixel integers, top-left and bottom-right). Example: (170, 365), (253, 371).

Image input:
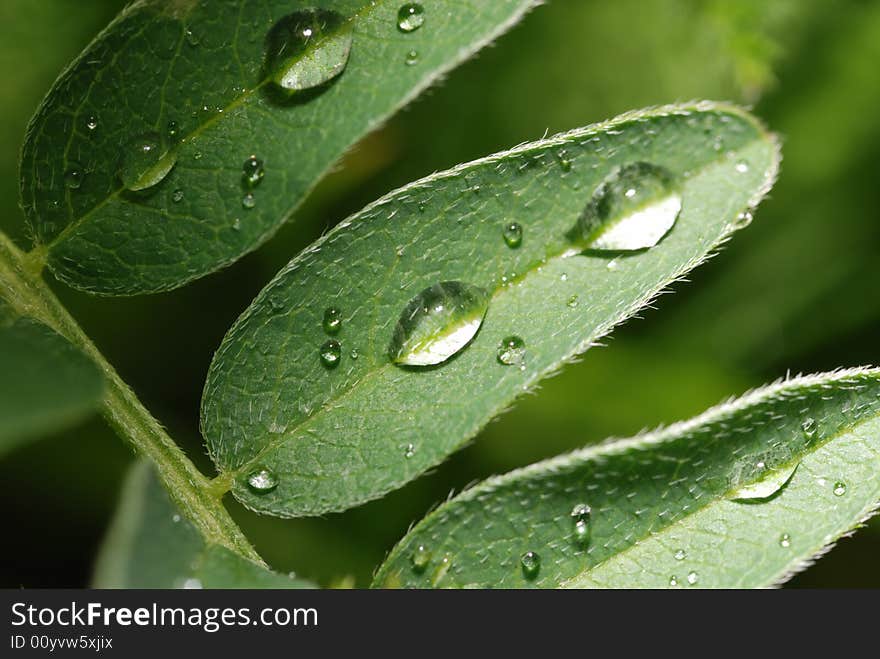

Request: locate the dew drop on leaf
(265, 9), (353, 94)
(687, 571), (699, 585)
(172, 189), (184, 203)
(64, 165), (83, 189)
(389, 281), (489, 366)
(118, 132), (177, 191)
(242, 193), (256, 209)
(167, 120), (178, 140)
(182, 577), (203, 589)
(833, 481), (847, 497)
(410, 544), (431, 573)
(731, 210), (753, 229)
(729, 462), (799, 501)
(779, 533), (791, 548)
(571, 503), (591, 546)
(573, 162), (681, 251)
(405, 49), (419, 66)
(86, 116), (98, 131)
(320, 339), (342, 368)
(669, 576), (678, 587)
(502, 221), (523, 248)
(520, 551), (540, 580)
(247, 468), (278, 493)
(735, 161), (749, 174)
(497, 335), (526, 367)
(567, 295), (579, 309)
(801, 417), (817, 438)
(323, 307), (342, 334)
(242, 155), (265, 189)
(674, 548), (686, 561)
(404, 443), (415, 458)
(397, 3), (425, 32)
(430, 555), (452, 587)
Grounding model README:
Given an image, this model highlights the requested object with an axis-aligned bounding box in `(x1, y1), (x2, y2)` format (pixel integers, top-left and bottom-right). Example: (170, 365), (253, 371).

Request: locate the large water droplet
(833, 481), (847, 497)
(572, 162), (681, 251)
(389, 281), (489, 366)
(242, 155), (265, 188)
(397, 3), (425, 32)
(265, 9), (353, 94)
(571, 503), (591, 546)
(502, 222), (523, 248)
(411, 544), (431, 573)
(323, 307), (342, 334)
(520, 551), (540, 580)
(320, 339), (342, 368)
(730, 462), (799, 501)
(247, 468), (278, 493)
(674, 548), (686, 561)
(497, 335), (526, 366)
(118, 132), (177, 191)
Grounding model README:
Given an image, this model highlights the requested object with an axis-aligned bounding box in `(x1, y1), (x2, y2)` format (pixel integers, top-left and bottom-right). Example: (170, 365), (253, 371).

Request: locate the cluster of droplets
(319, 306), (344, 368)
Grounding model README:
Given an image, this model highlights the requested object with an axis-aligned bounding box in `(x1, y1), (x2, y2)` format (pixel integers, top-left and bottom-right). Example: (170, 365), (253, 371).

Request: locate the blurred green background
(2, 0), (879, 588)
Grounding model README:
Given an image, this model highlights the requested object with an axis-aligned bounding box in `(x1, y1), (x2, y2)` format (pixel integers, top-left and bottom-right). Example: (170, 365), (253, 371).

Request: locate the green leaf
(19, 0), (537, 295)
(93, 461), (313, 588)
(0, 299), (103, 456)
(201, 102), (780, 518)
(374, 368), (880, 588)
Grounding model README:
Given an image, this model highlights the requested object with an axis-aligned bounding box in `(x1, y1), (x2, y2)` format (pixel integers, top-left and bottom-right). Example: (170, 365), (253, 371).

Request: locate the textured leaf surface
(20, 0), (535, 294)
(202, 103), (779, 518)
(93, 461), (313, 588)
(0, 299), (103, 456)
(374, 369), (880, 588)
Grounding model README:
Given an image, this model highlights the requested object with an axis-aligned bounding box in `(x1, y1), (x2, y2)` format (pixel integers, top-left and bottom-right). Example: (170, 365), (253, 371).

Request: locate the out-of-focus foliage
(2, 0), (879, 587)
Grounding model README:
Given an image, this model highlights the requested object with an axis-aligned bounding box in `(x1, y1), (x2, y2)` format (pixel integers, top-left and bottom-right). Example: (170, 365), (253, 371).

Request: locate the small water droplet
(242, 193), (256, 209)
(732, 210), (753, 229)
(172, 189), (184, 203)
(265, 9), (353, 93)
(118, 132), (177, 191)
(86, 116), (98, 131)
(560, 273), (568, 282)
(497, 335), (526, 366)
(320, 339), (342, 368)
(567, 295), (579, 309)
(801, 418), (817, 438)
(172, 514), (181, 523)
(64, 166), (83, 189)
(779, 533), (791, 548)
(404, 443), (415, 458)
(520, 551), (540, 580)
(430, 554), (452, 587)
(247, 468), (278, 493)
(735, 161), (749, 174)
(193, 151), (202, 160)
(573, 162), (681, 251)
(232, 218), (241, 231)
(167, 120), (179, 140)
(571, 504), (591, 546)
(350, 348), (359, 360)
(669, 575), (679, 587)
(182, 577), (203, 589)
(687, 571), (699, 586)
(389, 281), (489, 366)
(185, 28), (199, 46)
(502, 222), (523, 248)
(730, 462), (799, 501)
(833, 481), (847, 497)
(323, 307), (342, 334)
(411, 544), (431, 573)
(397, 3), (425, 32)
(242, 155), (265, 188)
(674, 549), (686, 561)
(405, 50), (419, 66)
(556, 150), (572, 172)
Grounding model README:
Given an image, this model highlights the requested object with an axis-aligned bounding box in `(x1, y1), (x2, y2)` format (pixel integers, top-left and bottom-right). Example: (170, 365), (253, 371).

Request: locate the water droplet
(172, 189), (184, 203)
(118, 132), (177, 191)
(520, 551), (540, 580)
(556, 150), (572, 172)
(172, 514), (181, 523)
(560, 273), (568, 281)
(86, 116), (98, 131)
(182, 577), (203, 589)
(497, 335), (526, 366)
(573, 162), (681, 251)
(265, 9), (353, 93)
(397, 3), (425, 32)
(185, 28), (199, 46)
(404, 443), (415, 458)
(566, 295), (579, 309)
(242, 193), (256, 209)
(389, 281), (489, 366)
(247, 468), (278, 493)
(801, 418), (817, 438)
(411, 544), (431, 573)
(779, 533), (791, 548)
(405, 50), (419, 66)
(732, 210), (753, 229)
(242, 155), (265, 188)
(322, 307), (342, 334)
(502, 222), (523, 248)
(430, 554), (452, 587)
(64, 166), (83, 189)
(687, 571), (699, 586)
(350, 348), (359, 360)
(571, 504), (591, 546)
(730, 462), (799, 501)
(320, 339), (342, 368)
(735, 161), (749, 174)
(669, 575), (679, 587)
(167, 120), (179, 140)
(833, 481), (847, 497)
(674, 549), (686, 561)
(232, 218), (241, 231)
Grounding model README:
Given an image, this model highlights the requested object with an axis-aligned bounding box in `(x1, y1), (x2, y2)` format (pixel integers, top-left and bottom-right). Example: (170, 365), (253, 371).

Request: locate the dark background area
(2, 0), (879, 588)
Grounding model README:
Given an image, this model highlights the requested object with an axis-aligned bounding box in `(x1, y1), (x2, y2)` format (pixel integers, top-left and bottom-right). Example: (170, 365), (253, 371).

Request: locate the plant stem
(0, 231), (262, 565)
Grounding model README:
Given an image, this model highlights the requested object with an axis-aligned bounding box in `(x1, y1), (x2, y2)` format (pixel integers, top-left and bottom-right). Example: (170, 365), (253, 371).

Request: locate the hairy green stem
(0, 231), (262, 565)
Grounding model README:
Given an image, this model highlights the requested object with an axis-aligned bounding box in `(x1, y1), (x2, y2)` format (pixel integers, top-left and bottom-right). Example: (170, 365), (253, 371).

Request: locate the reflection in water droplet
(118, 132), (177, 191)
(411, 544), (431, 573)
(520, 551), (540, 580)
(242, 155), (265, 188)
(497, 336), (526, 366)
(801, 418), (817, 438)
(573, 162), (681, 251)
(674, 549), (686, 561)
(687, 571), (698, 586)
(265, 9), (353, 93)
(730, 462), (799, 501)
(779, 533), (791, 548)
(242, 193), (256, 209)
(397, 3), (425, 32)
(320, 339), (342, 368)
(86, 116), (98, 131)
(389, 281), (489, 366)
(323, 307), (342, 334)
(405, 50), (419, 66)
(502, 222), (523, 248)
(64, 166), (83, 189)
(247, 468), (278, 493)
(833, 482), (847, 497)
